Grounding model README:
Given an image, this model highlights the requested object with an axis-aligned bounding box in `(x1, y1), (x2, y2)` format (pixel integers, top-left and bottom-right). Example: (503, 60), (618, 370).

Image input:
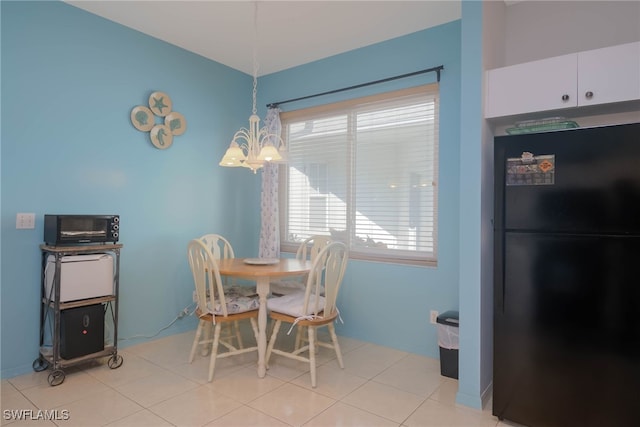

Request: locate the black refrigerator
(493, 122), (640, 427)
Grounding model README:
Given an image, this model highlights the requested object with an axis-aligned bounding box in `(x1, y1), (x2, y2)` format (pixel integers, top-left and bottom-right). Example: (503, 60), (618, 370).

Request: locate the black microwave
(44, 215), (120, 245)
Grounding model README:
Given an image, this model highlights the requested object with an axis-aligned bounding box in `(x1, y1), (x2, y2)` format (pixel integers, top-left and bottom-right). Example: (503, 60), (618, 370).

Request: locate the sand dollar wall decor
(130, 91), (187, 149)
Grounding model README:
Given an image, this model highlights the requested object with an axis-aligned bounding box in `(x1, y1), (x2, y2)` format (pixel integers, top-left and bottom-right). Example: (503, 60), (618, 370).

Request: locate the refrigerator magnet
(506, 154), (555, 186)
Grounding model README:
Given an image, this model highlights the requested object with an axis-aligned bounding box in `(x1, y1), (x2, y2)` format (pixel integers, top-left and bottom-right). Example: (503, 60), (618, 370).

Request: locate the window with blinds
(279, 84), (439, 265)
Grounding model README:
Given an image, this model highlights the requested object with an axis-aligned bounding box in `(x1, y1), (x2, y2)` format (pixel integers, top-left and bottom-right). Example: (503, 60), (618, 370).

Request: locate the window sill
(280, 243), (436, 267)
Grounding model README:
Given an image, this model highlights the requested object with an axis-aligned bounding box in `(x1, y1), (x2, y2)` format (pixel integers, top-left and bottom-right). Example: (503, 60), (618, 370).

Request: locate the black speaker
(60, 304), (104, 359)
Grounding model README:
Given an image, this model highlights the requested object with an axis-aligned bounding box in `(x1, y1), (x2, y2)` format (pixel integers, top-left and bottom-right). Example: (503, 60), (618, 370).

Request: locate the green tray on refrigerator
(506, 121), (579, 135)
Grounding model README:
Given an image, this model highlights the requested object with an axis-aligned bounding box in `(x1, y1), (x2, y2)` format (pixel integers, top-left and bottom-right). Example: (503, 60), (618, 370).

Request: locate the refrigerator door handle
(494, 230), (505, 313)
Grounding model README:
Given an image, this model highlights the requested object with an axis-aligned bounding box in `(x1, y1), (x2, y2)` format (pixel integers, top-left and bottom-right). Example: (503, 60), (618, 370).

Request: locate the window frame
(278, 84), (439, 266)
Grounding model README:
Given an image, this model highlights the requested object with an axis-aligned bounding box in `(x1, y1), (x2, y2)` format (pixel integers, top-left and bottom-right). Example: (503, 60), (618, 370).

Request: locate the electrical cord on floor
(118, 302), (196, 341)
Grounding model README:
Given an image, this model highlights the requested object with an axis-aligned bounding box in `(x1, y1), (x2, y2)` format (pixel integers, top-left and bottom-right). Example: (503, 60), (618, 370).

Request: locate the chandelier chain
(252, 72), (257, 115)
(251, 1), (258, 115)
(219, 0), (285, 173)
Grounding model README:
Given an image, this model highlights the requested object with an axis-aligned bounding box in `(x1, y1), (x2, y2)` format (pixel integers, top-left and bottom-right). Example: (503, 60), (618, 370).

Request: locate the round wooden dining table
(216, 258), (311, 377)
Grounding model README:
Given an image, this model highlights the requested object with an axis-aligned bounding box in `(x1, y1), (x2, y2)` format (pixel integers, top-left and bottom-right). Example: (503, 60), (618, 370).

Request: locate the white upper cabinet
(485, 54), (577, 118)
(485, 41), (640, 119)
(577, 41), (640, 107)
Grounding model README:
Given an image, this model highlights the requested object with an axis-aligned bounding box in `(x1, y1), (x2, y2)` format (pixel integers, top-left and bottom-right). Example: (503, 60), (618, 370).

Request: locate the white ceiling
(65, 1), (461, 76)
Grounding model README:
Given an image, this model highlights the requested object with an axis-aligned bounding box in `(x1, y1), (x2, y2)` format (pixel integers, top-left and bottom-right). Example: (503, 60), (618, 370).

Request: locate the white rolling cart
(34, 243), (123, 386)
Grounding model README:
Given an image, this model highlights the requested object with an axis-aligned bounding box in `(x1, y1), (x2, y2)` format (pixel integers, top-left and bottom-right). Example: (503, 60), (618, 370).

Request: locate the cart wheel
(32, 357), (49, 372)
(48, 370), (65, 386)
(107, 354), (123, 369)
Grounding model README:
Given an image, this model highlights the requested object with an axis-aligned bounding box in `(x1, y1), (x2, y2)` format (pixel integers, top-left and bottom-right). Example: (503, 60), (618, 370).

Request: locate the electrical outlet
(16, 213), (35, 229)
(430, 310), (439, 325)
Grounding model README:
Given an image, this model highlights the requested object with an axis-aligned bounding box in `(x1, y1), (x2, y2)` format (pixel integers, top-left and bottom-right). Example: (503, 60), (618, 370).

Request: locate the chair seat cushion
(269, 278), (305, 296)
(223, 284), (257, 297)
(266, 291), (325, 317)
(208, 292), (259, 315)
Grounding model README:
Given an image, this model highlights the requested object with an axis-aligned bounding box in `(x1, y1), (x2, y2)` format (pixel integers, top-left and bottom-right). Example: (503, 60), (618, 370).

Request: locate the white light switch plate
(16, 213), (36, 229)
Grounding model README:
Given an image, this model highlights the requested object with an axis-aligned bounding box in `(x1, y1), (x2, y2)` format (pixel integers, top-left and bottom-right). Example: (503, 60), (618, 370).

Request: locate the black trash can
(436, 310), (459, 379)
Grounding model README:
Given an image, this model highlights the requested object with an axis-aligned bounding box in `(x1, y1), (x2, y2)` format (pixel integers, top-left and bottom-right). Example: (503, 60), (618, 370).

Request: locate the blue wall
(259, 21), (462, 356)
(457, 0), (486, 409)
(1, 0), (467, 384)
(1, 1), (262, 378)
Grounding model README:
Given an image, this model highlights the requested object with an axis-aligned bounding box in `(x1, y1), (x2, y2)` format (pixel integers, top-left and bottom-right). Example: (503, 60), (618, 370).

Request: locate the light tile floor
(1, 329), (521, 427)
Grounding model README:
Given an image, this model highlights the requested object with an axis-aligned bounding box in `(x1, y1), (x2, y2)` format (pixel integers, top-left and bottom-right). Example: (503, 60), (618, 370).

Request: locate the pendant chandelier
(219, 2), (285, 174)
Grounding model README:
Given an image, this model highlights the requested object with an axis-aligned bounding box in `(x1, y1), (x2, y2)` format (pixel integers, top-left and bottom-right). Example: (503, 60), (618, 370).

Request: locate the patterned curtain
(258, 107), (282, 258)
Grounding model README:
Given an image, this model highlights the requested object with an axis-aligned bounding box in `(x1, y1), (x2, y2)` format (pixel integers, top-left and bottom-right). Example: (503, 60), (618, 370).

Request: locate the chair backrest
(296, 235), (332, 262)
(302, 241), (348, 318)
(199, 234), (235, 287)
(199, 234), (235, 260)
(187, 239), (229, 317)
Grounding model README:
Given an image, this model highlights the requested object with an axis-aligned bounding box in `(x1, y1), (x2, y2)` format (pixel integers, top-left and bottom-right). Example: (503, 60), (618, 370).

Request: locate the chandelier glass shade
(219, 110), (285, 174)
(219, 3), (285, 174)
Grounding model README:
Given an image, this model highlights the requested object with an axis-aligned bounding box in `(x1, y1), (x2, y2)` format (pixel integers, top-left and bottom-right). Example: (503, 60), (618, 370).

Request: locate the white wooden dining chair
(198, 233), (254, 349)
(199, 233), (235, 260)
(265, 241), (348, 388)
(270, 235), (333, 349)
(270, 235), (332, 296)
(187, 239), (259, 381)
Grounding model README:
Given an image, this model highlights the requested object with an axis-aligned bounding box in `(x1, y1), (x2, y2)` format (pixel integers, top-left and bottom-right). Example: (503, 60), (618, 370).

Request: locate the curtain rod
(266, 65), (443, 109)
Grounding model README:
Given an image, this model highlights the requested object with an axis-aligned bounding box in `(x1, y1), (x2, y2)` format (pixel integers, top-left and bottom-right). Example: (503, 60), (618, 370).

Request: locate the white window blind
(280, 84), (439, 265)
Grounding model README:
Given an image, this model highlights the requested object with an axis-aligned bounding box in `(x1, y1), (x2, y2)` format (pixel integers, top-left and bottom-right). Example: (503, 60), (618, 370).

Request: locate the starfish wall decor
(130, 91), (187, 149)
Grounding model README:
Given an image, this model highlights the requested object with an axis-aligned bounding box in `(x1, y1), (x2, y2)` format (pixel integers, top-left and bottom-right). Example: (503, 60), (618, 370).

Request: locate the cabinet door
(485, 53), (577, 118)
(578, 41), (640, 106)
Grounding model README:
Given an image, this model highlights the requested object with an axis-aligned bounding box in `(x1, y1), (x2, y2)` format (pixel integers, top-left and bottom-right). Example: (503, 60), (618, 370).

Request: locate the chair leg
(328, 323), (344, 369)
(308, 326), (317, 388)
(267, 317), (276, 340)
(312, 328), (319, 353)
(234, 320), (244, 349)
(249, 318), (259, 342)
(208, 323), (222, 382)
(295, 326), (320, 354)
(265, 319), (282, 369)
(294, 325), (302, 349)
(201, 322), (213, 356)
(189, 320), (205, 363)
(294, 325), (306, 350)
